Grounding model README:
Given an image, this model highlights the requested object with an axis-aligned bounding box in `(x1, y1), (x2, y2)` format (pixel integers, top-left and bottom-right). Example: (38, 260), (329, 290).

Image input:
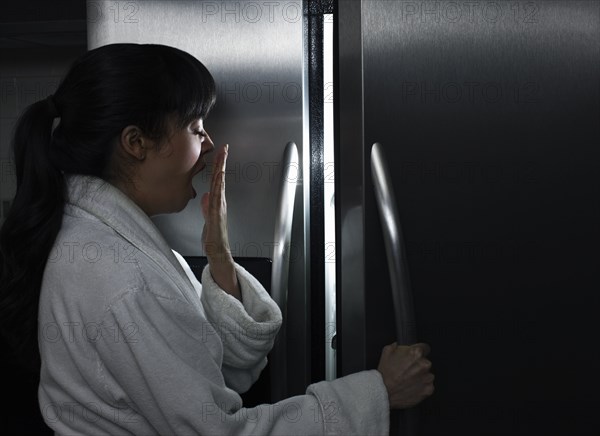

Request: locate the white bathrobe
(38, 174), (390, 435)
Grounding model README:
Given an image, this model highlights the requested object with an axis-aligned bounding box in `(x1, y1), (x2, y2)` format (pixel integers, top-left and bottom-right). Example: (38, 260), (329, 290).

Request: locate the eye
(193, 130), (207, 138)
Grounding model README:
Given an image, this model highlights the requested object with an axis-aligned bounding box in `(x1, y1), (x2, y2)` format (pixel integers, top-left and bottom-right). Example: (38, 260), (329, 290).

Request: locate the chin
(174, 198), (190, 213)
(154, 199), (189, 216)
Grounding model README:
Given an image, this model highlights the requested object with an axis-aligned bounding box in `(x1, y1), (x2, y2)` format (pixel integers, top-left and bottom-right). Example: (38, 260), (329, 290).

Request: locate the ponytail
(0, 96), (66, 373)
(0, 43), (216, 375)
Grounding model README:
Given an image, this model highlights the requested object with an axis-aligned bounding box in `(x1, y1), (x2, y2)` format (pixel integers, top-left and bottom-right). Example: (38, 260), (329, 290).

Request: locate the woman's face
(121, 118), (215, 216)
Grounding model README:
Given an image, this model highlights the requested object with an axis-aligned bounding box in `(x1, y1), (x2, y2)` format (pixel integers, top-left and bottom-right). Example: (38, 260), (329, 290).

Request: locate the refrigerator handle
(371, 142), (418, 436)
(370, 142), (417, 344)
(269, 141), (299, 402)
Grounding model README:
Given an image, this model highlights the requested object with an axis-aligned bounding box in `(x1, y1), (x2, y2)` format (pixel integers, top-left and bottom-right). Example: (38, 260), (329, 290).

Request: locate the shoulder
(42, 210), (176, 318)
(49, 211), (142, 282)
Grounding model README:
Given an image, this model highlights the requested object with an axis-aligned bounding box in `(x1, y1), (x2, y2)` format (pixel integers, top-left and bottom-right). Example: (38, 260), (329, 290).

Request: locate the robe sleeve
(200, 262), (282, 393)
(94, 286), (390, 435)
(171, 248), (282, 393)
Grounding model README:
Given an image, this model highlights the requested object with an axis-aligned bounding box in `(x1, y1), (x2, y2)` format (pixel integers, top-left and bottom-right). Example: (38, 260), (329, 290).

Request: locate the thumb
(201, 192), (210, 219)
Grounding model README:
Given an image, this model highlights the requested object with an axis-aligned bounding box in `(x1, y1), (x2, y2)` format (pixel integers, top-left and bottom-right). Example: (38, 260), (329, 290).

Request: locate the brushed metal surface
(371, 141), (418, 436)
(359, 1), (600, 435)
(269, 141), (298, 401)
(87, 0), (304, 260)
(371, 142), (416, 345)
(87, 0), (308, 401)
(335, 0), (367, 378)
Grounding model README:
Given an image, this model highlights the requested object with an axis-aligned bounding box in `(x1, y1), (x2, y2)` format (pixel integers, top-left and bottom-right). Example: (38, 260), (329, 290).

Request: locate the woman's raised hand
(201, 144), (242, 301)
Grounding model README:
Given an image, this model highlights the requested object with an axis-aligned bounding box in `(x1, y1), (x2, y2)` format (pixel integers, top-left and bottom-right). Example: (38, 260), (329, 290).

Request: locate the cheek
(188, 145), (201, 167)
(173, 142), (200, 176)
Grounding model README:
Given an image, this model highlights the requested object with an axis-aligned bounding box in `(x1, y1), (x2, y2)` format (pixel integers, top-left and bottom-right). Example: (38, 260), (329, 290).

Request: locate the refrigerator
(86, 0), (313, 405)
(335, 1), (600, 435)
(85, 1), (600, 435)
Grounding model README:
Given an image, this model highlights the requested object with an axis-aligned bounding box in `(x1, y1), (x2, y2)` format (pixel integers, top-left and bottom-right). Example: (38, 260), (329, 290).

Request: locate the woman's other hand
(201, 144), (242, 301)
(377, 342), (435, 409)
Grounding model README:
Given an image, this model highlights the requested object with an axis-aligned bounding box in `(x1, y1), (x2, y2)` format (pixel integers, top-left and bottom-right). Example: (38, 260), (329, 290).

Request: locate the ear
(119, 125), (148, 160)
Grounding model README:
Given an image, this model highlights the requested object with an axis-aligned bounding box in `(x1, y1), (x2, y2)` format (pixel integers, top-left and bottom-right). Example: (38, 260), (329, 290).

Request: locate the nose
(203, 131), (215, 154)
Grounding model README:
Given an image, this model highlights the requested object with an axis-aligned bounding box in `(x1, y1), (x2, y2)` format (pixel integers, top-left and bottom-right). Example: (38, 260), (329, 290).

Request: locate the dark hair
(0, 43), (216, 373)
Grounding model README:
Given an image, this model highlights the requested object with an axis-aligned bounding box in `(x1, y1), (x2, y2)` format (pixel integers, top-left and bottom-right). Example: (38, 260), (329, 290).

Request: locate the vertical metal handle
(270, 141), (299, 402)
(371, 142), (418, 436)
(371, 142), (416, 343)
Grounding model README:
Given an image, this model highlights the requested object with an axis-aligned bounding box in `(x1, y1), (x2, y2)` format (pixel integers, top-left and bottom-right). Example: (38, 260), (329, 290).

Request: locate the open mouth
(193, 164), (206, 176)
(192, 159), (207, 177)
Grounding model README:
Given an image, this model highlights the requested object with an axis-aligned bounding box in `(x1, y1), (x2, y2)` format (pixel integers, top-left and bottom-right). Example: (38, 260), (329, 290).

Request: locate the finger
(209, 145), (224, 188)
(420, 358), (433, 372)
(209, 168), (222, 212)
(210, 146), (228, 208)
(214, 143), (226, 173)
(223, 143), (229, 172)
(424, 373), (435, 384)
(201, 192), (210, 218)
(411, 343), (431, 358)
(211, 149), (221, 183)
(212, 144), (229, 188)
(210, 171), (224, 212)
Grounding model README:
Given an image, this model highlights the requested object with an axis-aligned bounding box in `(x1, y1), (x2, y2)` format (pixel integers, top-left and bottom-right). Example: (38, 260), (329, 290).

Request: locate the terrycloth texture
(38, 174), (390, 435)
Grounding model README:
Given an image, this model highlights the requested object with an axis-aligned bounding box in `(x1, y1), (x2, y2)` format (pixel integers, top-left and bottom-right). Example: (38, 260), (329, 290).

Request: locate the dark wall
(1, 3), (86, 433)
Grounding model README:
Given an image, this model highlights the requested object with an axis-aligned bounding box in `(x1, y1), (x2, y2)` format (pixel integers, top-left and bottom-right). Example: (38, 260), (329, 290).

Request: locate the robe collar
(64, 173), (201, 308)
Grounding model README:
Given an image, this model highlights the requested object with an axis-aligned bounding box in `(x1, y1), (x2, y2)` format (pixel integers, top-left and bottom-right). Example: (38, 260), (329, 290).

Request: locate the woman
(0, 43), (434, 435)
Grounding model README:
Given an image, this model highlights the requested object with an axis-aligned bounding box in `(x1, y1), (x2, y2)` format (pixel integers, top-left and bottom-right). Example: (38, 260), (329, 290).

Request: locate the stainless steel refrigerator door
(371, 141), (418, 436)
(371, 142), (416, 346)
(87, 0), (310, 399)
(337, 1), (600, 435)
(87, 0), (303, 258)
